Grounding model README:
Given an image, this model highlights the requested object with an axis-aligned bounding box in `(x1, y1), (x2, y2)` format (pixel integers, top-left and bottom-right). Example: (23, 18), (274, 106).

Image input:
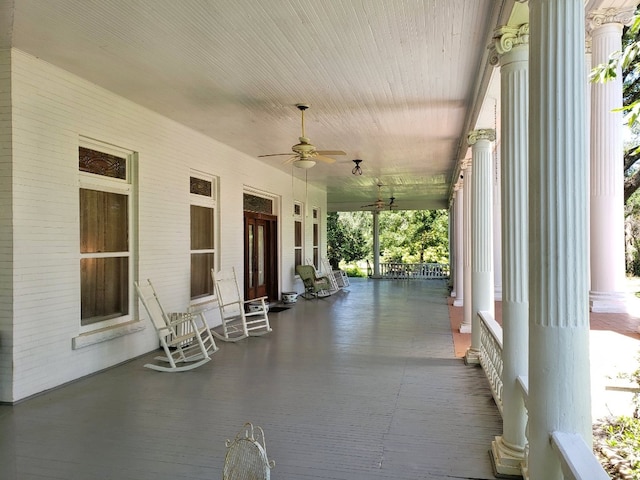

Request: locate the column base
(453, 298), (464, 307)
(370, 274), (382, 279)
(589, 290), (627, 313)
(459, 322), (471, 333)
(464, 347), (481, 365)
(490, 436), (525, 478)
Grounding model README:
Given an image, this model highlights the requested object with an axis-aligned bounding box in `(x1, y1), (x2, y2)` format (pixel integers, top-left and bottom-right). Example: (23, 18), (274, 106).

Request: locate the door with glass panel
(244, 212), (278, 301)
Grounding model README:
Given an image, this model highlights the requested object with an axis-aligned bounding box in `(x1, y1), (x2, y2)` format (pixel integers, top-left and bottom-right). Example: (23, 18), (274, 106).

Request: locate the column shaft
(490, 23), (529, 476)
(589, 18), (627, 312)
(454, 186), (464, 307)
(529, 1), (592, 478)
(372, 210), (380, 278)
(493, 149), (503, 301)
(461, 165), (473, 332)
(466, 130), (495, 363)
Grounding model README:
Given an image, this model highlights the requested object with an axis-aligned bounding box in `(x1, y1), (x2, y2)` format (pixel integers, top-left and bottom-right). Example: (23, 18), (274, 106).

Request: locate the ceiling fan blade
(316, 150), (346, 156)
(314, 155), (337, 164)
(258, 153), (294, 157)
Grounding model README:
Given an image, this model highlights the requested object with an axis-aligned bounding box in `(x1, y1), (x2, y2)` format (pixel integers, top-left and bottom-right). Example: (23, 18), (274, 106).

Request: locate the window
(79, 142), (134, 328)
(294, 202), (303, 268)
(312, 207), (320, 269)
(190, 173), (217, 299)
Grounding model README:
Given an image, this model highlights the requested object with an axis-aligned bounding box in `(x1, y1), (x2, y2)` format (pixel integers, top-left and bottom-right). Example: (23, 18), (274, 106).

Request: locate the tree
(378, 210), (449, 264)
(591, 11), (640, 202)
(326, 211), (370, 268)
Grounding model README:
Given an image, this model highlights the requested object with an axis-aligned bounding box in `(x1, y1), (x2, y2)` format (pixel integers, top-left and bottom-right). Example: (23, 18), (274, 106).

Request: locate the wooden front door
(244, 212), (278, 302)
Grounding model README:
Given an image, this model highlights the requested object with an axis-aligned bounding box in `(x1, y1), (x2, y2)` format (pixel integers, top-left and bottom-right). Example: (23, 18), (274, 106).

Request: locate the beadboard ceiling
(1, 0), (515, 211)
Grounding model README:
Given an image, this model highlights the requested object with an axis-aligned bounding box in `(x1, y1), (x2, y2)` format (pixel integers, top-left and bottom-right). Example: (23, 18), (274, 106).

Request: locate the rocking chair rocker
(211, 267), (272, 342)
(135, 279), (217, 372)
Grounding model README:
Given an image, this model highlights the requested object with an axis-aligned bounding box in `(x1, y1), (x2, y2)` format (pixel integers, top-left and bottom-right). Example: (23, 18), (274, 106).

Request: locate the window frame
(294, 201), (303, 270)
(312, 207), (320, 269)
(189, 170), (218, 302)
(78, 138), (136, 334)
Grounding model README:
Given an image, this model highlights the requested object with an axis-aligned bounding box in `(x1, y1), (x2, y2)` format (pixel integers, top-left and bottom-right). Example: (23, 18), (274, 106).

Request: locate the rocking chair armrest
(242, 296), (268, 305)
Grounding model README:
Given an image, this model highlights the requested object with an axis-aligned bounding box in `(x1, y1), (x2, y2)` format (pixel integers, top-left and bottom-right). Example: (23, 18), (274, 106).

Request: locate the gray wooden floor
(0, 278), (502, 480)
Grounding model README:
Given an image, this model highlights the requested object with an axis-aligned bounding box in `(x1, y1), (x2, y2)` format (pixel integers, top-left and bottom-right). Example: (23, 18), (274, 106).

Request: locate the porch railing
(477, 312), (609, 479)
(379, 262), (449, 279)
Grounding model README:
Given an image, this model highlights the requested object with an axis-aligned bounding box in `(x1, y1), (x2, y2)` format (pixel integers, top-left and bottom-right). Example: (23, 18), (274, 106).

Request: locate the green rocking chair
(296, 265), (332, 299)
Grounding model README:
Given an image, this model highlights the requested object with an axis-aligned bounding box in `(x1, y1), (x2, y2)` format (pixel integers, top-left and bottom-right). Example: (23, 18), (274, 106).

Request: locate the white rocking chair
(223, 423), (275, 480)
(211, 268), (272, 342)
(135, 279), (217, 372)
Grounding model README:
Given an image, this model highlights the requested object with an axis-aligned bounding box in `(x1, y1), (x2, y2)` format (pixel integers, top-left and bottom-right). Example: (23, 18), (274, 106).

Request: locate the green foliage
(327, 209), (449, 269)
(341, 264), (367, 277)
(593, 355), (640, 478)
(627, 191), (640, 275)
(327, 211), (371, 268)
(379, 209), (449, 264)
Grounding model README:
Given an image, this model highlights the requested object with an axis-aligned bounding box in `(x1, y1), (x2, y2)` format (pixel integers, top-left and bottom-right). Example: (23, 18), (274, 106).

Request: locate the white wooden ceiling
(1, 0), (516, 211)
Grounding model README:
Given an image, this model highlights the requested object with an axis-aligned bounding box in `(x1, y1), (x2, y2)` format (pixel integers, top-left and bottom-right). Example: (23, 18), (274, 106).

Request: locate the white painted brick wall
(5, 48), (327, 402)
(0, 48), (14, 402)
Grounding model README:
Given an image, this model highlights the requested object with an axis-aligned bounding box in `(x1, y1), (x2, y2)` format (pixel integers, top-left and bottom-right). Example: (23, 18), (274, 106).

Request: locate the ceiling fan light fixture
(294, 159), (316, 169)
(352, 159), (363, 175)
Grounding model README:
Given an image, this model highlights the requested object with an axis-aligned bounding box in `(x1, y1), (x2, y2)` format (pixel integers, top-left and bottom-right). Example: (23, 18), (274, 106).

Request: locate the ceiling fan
(362, 183), (399, 211)
(258, 104), (346, 168)
(362, 183), (389, 210)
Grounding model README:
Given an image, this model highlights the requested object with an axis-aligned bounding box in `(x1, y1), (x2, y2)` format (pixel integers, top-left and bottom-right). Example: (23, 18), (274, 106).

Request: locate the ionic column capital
(586, 7), (635, 35)
(489, 24), (529, 66)
(468, 129), (496, 146)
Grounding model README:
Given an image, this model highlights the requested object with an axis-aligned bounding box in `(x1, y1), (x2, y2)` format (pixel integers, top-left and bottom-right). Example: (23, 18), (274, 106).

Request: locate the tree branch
(625, 169), (640, 203)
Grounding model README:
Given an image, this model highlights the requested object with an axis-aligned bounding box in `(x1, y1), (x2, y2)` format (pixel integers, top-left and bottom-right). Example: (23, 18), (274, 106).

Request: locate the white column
(372, 210), (381, 278)
(453, 183), (464, 307)
(449, 200), (456, 297)
(588, 8), (635, 312)
(493, 147), (503, 301)
(489, 23), (529, 476)
(465, 129), (495, 364)
(529, 1), (592, 479)
(461, 162), (473, 333)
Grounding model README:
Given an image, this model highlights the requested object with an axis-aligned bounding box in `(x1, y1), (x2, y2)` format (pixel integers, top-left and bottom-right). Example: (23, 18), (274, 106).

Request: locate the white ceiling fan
(258, 104), (346, 168)
(362, 182), (387, 210)
(362, 182), (399, 211)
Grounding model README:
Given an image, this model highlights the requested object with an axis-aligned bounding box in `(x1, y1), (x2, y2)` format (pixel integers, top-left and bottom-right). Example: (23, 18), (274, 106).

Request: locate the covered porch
(0, 278), (502, 480)
(2, 277), (639, 480)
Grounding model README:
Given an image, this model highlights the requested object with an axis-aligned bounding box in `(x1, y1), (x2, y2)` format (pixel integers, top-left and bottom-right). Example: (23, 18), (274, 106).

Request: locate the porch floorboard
(0, 278), (502, 480)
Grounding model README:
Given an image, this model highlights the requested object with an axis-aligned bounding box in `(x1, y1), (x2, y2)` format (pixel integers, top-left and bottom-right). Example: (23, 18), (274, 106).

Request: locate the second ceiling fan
(258, 104), (346, 168)
(362, 183), (399, 211)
